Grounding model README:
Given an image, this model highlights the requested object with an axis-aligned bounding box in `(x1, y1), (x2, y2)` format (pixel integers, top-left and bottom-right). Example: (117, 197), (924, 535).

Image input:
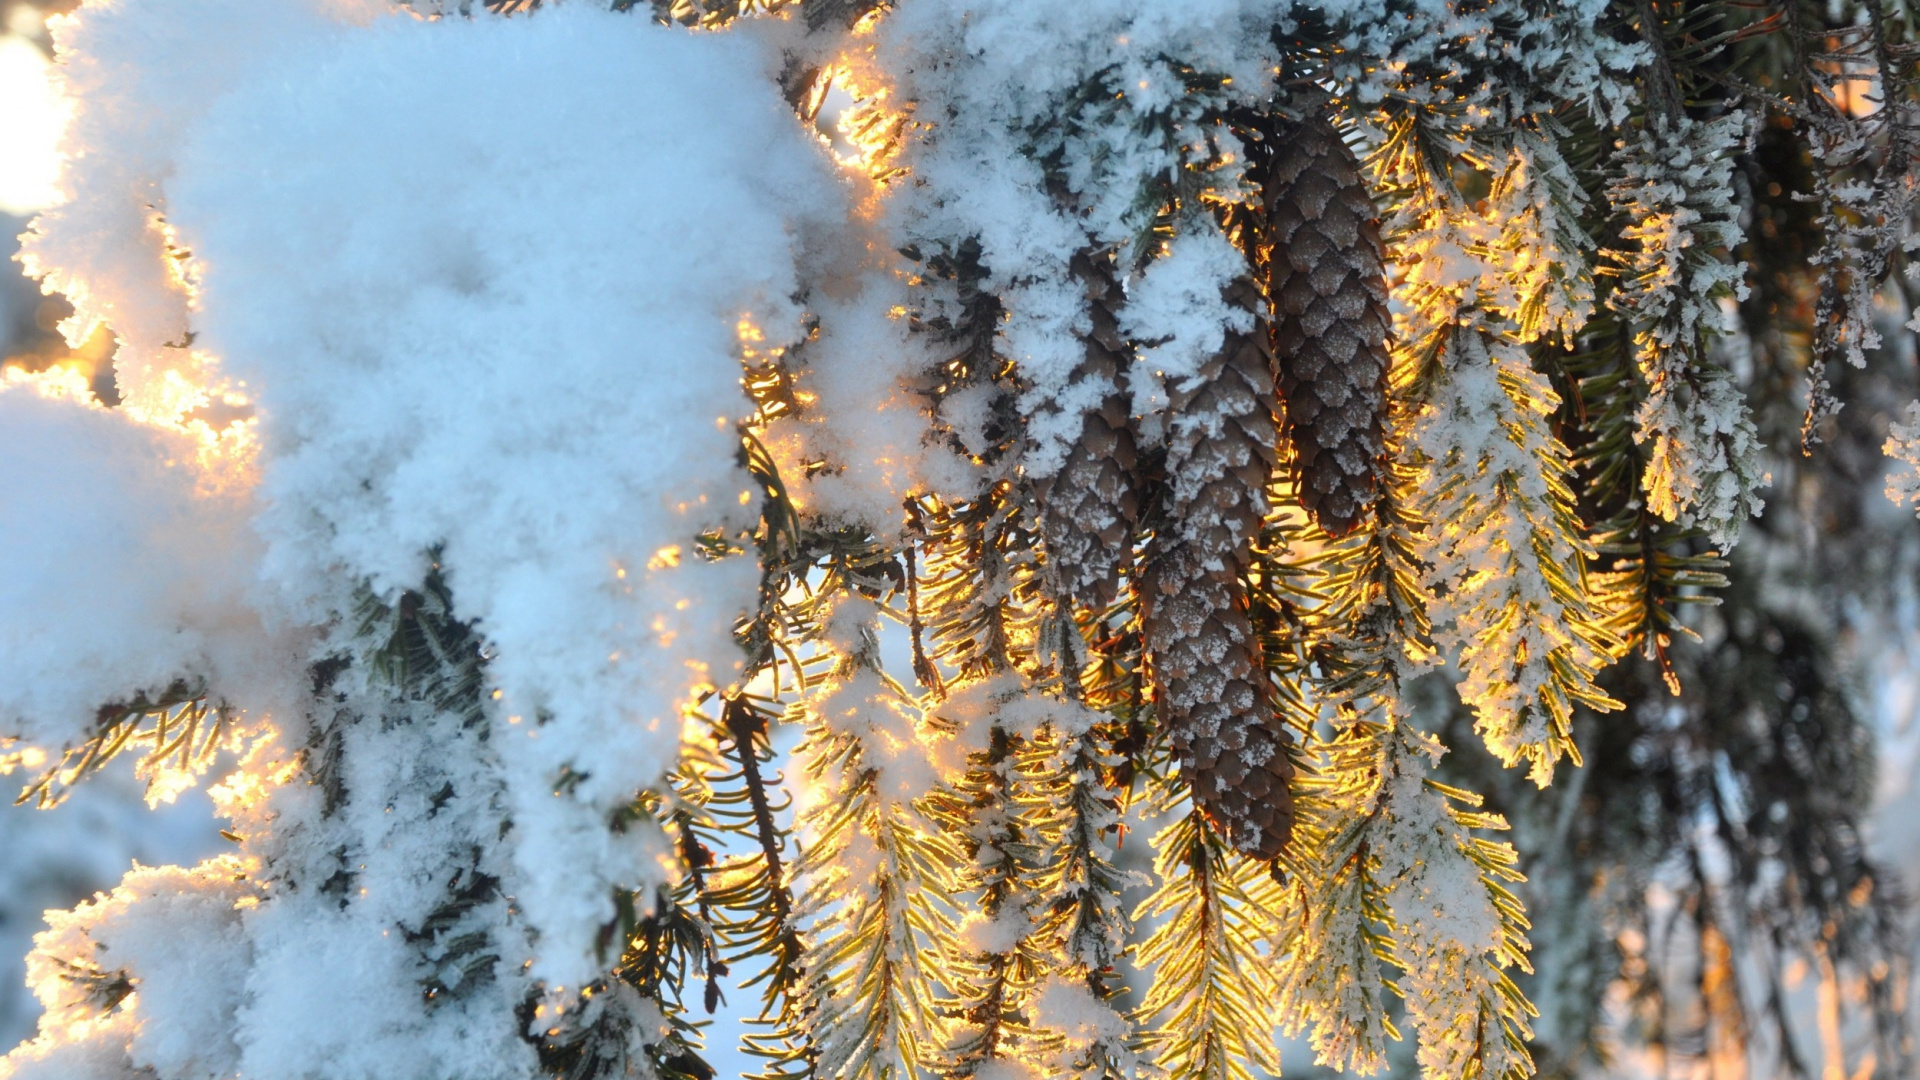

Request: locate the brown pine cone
(1035, 252), (1140, 609)
(1143, 275), (1295, 860)
(1265, 109), (1391, 539)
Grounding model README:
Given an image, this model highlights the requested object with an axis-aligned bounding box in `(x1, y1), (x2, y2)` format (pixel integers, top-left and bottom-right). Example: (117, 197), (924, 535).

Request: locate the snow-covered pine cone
(1265, 109), (1391, 539)
(1036, 252), (1140, 609)
(1143, 274), (1295, 860)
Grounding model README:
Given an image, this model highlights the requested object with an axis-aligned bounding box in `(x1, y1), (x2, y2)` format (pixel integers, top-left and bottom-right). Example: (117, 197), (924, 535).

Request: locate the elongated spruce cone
(1036, 252), (1140, 609)
(1266, 110), (1391, 539)
(1143, 277), (1295, 860)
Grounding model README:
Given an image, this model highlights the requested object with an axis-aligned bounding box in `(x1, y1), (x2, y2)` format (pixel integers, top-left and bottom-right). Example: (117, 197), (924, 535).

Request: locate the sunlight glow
(0, 33), (62, 217)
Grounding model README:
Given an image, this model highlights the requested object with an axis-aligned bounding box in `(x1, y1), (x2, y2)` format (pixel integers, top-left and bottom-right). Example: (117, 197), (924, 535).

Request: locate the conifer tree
(3, 1), (1920, 1079)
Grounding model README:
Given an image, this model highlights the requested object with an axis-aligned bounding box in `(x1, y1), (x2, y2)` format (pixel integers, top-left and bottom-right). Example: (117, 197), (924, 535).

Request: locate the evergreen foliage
(4, 0), (1920, 1079)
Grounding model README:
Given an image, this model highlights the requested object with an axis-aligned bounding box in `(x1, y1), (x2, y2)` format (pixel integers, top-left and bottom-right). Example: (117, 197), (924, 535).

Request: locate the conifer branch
(13, 679), (227, 808)
(1273, 713), (1400, 1074)
(1368, 97), (1622, 782)
(928, 722), (1047, 1078)
(1026, 721), (1142, 1080)
(1134, 797), (1284, 1080)
(789, 604), (960, 1080)
(1413, 326), (1621, 784)
(1563, 308), (1731, 692)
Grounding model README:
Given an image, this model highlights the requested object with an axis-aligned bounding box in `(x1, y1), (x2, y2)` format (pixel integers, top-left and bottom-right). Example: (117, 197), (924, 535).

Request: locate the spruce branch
(1367, 92), (1623, 783)
(12, 679), (230, 808)
(788, 604), (961, 1080)
(707, 692), (819, 1080)
(1562, 308), (1731, 693)
(1025, 721), (1142, 1080)
(1272, 713), (1401, 1075)
(1412, 326), (1622, 785)
(926, 722), (1049, 1078)
(1134, 795), (1284, 1080)
(1767, 0), (1918, 450)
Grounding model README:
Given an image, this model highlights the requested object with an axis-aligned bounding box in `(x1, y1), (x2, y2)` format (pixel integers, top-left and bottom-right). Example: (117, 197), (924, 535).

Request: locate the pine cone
(1036, 252), (1140, 609)
(1143, 275), (1295, 860)
(1265, 110), (1391, 539)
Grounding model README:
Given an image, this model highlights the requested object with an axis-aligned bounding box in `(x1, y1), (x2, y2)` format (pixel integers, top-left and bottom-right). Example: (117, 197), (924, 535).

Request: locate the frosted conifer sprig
(1886, 400), (1920, 514)
(927, 719), (1050, 1078)
(1373, 731), (1535, 1080)
(1133, 792), (1285, 1080)
(1271, 713), (1400, 1076)
(10, 678), (232, 810)
(703, 695), (816, 1080)
(917, 490), (1042, 683)
(1768, 0), (1920, 446)
(1414, 328), (1620, 786)
(1561, 306), (1733, 692)
(1492, 131), (1601, 347)
(1365, 78), (1624, 782)
(539, 783), (736, 1080)
(1272, 711), (1538, 1080)
(1024, 720), (1142, 1080)
(789, 601), (961, 1080)
(1604, 113), (1770, 550)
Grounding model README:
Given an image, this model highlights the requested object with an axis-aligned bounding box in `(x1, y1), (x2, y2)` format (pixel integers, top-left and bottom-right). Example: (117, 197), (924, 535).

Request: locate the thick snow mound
(0, 370), (280, 755)
(164, 3), (842, 986)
